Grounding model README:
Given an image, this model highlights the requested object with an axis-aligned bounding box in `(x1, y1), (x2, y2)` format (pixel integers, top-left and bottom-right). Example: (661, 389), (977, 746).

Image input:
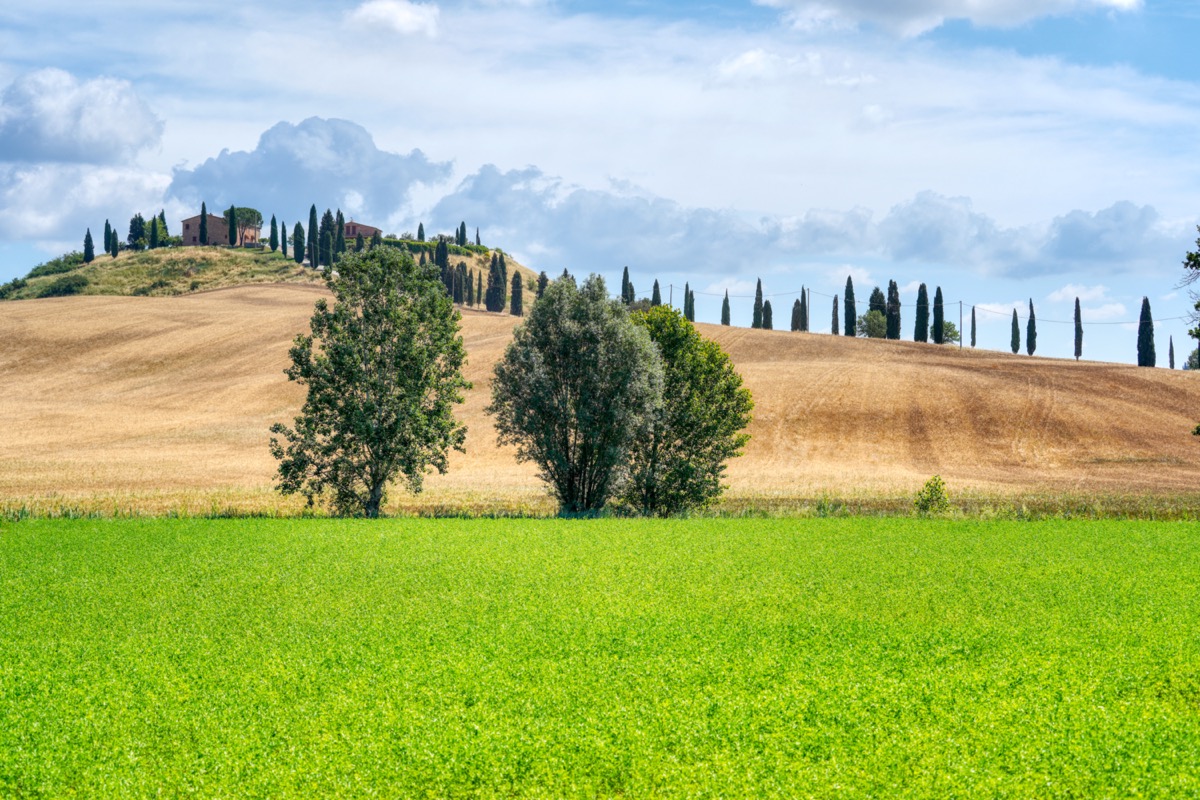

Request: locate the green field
(2, 518), (1198, 797)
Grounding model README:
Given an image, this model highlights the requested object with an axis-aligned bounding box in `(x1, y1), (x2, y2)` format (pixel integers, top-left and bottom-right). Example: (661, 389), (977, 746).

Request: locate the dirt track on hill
(2, 285), (1198, 507)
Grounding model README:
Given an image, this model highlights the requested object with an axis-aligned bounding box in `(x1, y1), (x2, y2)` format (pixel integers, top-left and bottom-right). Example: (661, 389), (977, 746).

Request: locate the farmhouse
(344, 220), (381, 240)
(180, 213), (260, 247)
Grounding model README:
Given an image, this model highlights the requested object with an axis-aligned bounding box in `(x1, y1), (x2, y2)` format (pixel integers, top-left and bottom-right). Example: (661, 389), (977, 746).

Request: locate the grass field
(2, 517), (1198, 797)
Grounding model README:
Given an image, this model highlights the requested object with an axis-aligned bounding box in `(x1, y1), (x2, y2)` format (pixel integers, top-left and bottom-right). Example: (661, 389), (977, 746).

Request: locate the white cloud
(0, 69), (162, 164)
(757, 0), (1142, 37)
(346, 0), (439, 37)
(1082, 302), (1127, 321)
(1048, 283), (1109, 303)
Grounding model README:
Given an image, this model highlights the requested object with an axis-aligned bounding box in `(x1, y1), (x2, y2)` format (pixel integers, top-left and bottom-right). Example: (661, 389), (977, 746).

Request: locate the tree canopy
(270, 246), (470, 517)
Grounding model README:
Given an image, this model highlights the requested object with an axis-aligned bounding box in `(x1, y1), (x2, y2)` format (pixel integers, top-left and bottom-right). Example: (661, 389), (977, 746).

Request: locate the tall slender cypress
(335, 209), (346, 259)
(476, 271), (483, 307)
(510, 272), (523, 316)
(83, 228), (95, 263)
(1010, 309), (1020, 354)
(844, 276), (856, 337)
(537, 271), (548, 299)
(466, 269), (475, 305)
(103, 220), (112, 256)
(621, 266), (631, 304)
(307, 205), (318, 265)
(417, 223), (425, 242)
(688, 289), (695, 321)
(885, 280), (900, 340)
(752, 279), (763, 329)
(149, 217), (159, 249)
(475, 227), (480, 247)
(199, 201), (209, 245)
(319, 229), (332, 270)
(372, 230), (382, 249)
(721, 291), (731, 326)
(281, 221), (288, 258)
(799, 286), (808, 332)
(498, 253), (508, 305)
(832, 295), (839, 336)
(762, 300), (773, 330)
(683, 282), (694, 321)
(269, 215), (278, 251)
(1026, 299), (1037, 356)
(1137, 296), (1155, 367)
(651, 279), (662, 306)
(158, 210), (168, 237)
(914, 284), (929, 342)
(1169, 336), (1175, 369)
(932, 287), (945, 344)
(1073, 297), (1083, 361)
(791, 299), (802, 332)
(971, 306), (977, 347)
(355, 233), (365, 252)
(293, 222), (304, 264)
(227, 205), (237, 246)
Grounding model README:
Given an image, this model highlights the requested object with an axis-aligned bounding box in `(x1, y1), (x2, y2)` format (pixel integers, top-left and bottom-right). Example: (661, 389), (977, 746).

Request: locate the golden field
(2, 283), (1199, 516)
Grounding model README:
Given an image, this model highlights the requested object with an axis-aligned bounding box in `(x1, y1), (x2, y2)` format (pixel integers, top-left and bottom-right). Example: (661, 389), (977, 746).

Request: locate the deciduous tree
(270, 246), (470, 517)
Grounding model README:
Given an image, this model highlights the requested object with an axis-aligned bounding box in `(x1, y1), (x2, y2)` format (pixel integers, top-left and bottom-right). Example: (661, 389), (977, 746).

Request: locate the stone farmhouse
(180, 213), (260, 247)
(344, 220), (382, 241)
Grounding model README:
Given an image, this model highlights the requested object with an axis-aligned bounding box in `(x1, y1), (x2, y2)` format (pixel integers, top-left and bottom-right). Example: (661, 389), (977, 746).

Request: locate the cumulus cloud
(757, 0), (1141, 36)
(0, 69), (162, 164)
(167, 117), (451, 227)
(1047, 283), (1109, 303)
(346, 0), (439, 37)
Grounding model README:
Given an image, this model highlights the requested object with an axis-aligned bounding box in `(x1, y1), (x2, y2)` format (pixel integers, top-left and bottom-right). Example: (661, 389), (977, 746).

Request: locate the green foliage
(752, 279), (763, 328)
(269, 215), (278, 252)
(651, 279), (662, 307)
(281, 220), (288, 258)
(510, 271), (523, 316)
(417, 222), (424, 242)
(886, 280), (901, 340)
(621, 266), (632, 304)
(914, 284), (929, 342)
(226, 205), (237, 246)
(537, 270), (548, 300)
(39, 273), (89, 298)
(932, 286), (944, 344)
(1074, 297), (1083, 360)
(971, 306), (977, 348)
(0, 277), (28, 299)
(1170, 336), (1175, 369)
(762, 299), (773, 330)
(799, 287), (808, 332)
(1137, 296), (1155, 367)
(199, 201), (208, 245)
(270, 247), (470, 517)
(25, 251), (85, 279)
(83, 228), (94, 263)
(487, 274), (663, 515)
(292, 222), (305, 265)
(857, 309), (886, 338)
(622, 306), (753, 516)
(914, 475), (951, 514)
(127, 213), (146, 250)
(938, 320), (961, 345)
(721, 290), (730, 325)
(791, 298), (801, 331)
(6, 518), (1200, 797)
(832, 294), (839, 335)
(869, 285), (885, 317)
(355, 232), (365, 253)
(1011, 309), (1021, 354)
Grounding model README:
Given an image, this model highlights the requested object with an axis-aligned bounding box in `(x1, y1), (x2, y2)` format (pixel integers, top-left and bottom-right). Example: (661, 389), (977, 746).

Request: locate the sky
(2, 0), (1199, 364)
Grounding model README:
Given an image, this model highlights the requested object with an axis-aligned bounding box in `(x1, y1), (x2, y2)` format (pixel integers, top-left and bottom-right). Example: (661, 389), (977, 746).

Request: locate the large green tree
(790, 298), (802, 332)
(281, 221), (288, 259)
(620, 306), (753, 516)
(621, 266), (632, 305)
(269, 246), (469, 517)
(1137, 296), (1155, 367)
(799, 287), (808, 332)
(308, 205), (319, 265)
(858, 310), (886, 338)
(488, 274), (663, 515)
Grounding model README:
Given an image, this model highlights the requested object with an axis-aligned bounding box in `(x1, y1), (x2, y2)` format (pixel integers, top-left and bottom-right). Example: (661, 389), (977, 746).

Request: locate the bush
(26, 252), (85, 279)
(915, 475), (951, 514)
(0, 277), (28, 299)
(39, 274), (89, 298)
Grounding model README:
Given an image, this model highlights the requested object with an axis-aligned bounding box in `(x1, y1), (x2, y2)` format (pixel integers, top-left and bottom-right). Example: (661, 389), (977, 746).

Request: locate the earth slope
(2, 285), (1198, 512)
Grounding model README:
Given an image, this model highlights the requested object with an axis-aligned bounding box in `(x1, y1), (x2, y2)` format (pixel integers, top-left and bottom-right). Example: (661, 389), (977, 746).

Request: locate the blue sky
(2, 0), (1199, 364)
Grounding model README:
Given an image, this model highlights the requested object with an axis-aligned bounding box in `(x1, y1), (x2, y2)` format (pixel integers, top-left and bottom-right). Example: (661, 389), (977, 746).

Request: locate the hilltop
(2, 283), (1198, 515)
(0, 243), (540, 305)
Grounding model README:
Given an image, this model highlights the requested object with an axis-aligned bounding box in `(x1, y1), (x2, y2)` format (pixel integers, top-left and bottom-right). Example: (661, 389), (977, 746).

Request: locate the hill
(2, 284), (1199, 515)
(0, 244), (540, 305)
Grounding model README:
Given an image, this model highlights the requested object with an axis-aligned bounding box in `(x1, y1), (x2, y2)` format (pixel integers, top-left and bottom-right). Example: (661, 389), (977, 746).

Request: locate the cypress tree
(128, 213), (146, 250)
(199, 201), (208, 245)
(1170, 336), (1175, 369)
(762, 300), (773, 330)
(83, 228), (94, 263)
(435, 238), (449, 270)
(914, 283), (929, 342)
(103, 220), (112, 256)
(319, 229), (332, 270)
(651, 280), (662, 306)
(799, 287), (808, 332)
(971, 306), (977, 348)
(832, 295), (839, 336)
(227, 205), (237, 246)
(485, 255), (503, 312)
(417, 223), (425, 242)
(869, 286), (885, 317)
(466, 269), (475, 306)
(932, 287), (945, 344)
(721, 291), (731, 326)
(752, 279), (763, 329)
(158, 210), (168, 237)
(1010, 309), (1020, 354)
(1074, 297), (1083, 360)
(149, 216), (159, 249)
(308, 205), (318, 265)
(885, 280), (900, 340)
(537, 271), (548, 299)
(844, 276), (856, 337)
(791, 299), (802, 331)
(335, 214), (346, 259)
(499, 253), (508, 305)
(293, 222), (305, 265)
(109, 224), (119, 258)
(476, 271), (483, 307)
(419, 250), (426, 266)
(475, 227), (480, 247)
(269, 215), (278, 252)
(683, 282), (692, 321)
(1026, 299), (1037, 356)
(371, 230), (383, 249)
(621, 266), (631, 304)
(355, 232), (365, 252)
(688, 290), (696, 321)
(511, 272), (523, 316)
(1137, 296), (1155, 367)
(628, 280), (635, 302)
(281, 221), (288, 258)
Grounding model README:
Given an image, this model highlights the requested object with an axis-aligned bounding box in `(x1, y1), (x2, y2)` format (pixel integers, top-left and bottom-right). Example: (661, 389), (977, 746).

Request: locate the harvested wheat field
(2, 284), (1199, 514)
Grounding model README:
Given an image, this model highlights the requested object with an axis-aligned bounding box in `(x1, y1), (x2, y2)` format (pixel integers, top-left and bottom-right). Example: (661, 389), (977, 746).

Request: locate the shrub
(26, 252), (85, 279)
(915, 475), (951, 514)
(39, 274), (89, 298)
(0, 277), (28, 299)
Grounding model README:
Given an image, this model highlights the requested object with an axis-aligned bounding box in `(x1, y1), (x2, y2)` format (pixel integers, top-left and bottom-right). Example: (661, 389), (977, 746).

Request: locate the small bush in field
(915, 475), (950, 514)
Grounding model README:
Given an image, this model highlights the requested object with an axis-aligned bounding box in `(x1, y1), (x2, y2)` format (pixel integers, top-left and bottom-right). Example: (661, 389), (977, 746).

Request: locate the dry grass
(3, 285), (1199, 517)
